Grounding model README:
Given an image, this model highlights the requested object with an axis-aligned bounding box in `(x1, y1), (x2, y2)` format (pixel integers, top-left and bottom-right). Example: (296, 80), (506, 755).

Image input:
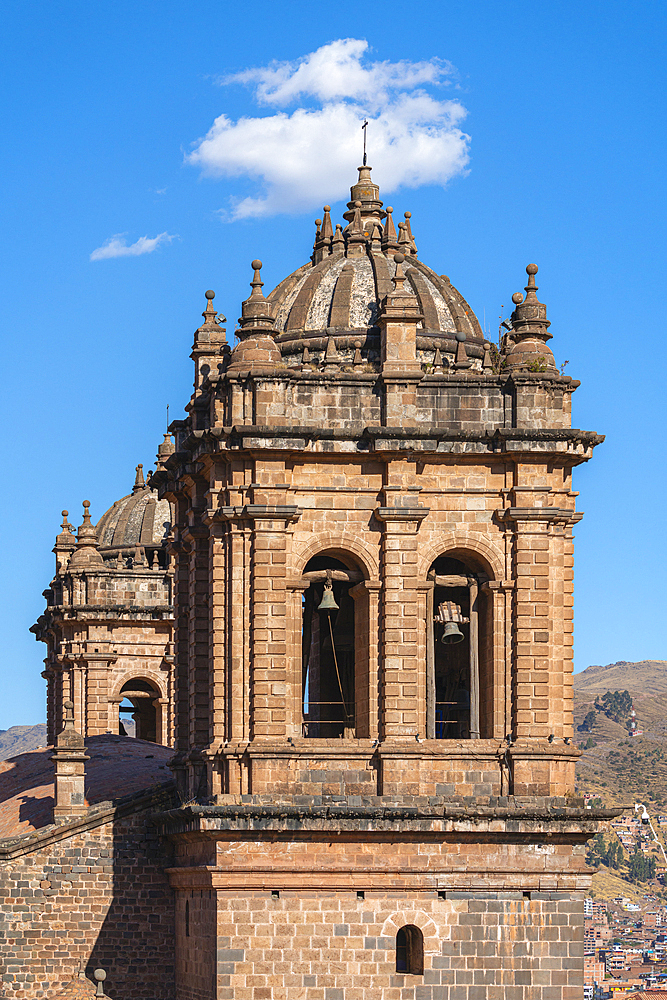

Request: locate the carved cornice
(209, 504), (302, 524)
(374, 506), (429, 523)
(497, 507), (583, 525)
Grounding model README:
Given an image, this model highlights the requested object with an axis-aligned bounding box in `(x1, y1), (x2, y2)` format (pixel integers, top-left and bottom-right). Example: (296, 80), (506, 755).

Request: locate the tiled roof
(0, 735), (173, 839)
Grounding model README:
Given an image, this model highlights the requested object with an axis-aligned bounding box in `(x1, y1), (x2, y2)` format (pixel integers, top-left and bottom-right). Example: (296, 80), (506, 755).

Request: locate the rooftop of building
(0, 734), (173, 839)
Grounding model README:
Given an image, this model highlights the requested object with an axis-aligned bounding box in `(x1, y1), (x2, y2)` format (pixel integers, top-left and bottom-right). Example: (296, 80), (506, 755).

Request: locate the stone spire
(227, 260), (281, 374)
(192, 289), (227, 393)
(381, 207), (400, 255)
(68, 501), (104, 569)
(133, 464), (145, 493)
(54, 510), (76, 572)
(505, 264), (556, 372)
(312, 207), (333, 264)
(51, 700), (88, 821)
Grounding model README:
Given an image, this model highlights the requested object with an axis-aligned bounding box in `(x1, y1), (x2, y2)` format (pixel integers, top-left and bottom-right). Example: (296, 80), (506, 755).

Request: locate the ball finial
(251, 260), (262, 271)
(323, 205), (330, 212)
(354, 200), (362, 208)
(526, 263), (538, 276)
(315, 219), (322, 227)
(404, 211), (411, 218)
(205, 289), (215, 300)
(393, 253), (405, 264)
(94, 971), (106, 983)
(386, 206), (393, 214)
(455, 331), (467, 343)
(512, 292), (524, 305)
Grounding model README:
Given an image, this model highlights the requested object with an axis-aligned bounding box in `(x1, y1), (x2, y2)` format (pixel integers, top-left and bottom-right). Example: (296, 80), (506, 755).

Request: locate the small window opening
(396, 925), (424, 975)
(271, 890), (280, 899)
(119, 678), (159, 742)
(302, 556), (356, 738)
(185, 899), (190, 937)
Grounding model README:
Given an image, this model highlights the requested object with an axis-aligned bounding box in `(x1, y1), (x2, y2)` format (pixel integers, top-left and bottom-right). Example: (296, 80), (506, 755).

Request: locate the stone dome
(95, 467), (172, 554)
(265, 166), (484, 365)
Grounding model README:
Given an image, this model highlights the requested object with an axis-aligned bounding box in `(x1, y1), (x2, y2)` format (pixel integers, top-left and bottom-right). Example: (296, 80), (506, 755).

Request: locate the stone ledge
(154, 795), (623, 839)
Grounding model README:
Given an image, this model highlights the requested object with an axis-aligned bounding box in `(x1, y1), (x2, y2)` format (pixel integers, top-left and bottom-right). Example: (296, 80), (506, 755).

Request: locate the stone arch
(381, 910), (441, 955)
(424, 537), (501, 742)
(113, 673), (165, 744)
(292, 532), (379, 581)
(418, 530), (503, 583)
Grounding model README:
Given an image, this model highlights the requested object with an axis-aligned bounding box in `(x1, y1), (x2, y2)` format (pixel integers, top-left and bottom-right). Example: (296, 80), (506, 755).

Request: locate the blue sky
(1, 1), (666, 729)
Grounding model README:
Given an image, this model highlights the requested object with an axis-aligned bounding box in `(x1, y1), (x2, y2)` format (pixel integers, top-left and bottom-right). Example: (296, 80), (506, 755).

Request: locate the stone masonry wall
(173, 889), (584, 1000)
(0, 806), (174, 1000)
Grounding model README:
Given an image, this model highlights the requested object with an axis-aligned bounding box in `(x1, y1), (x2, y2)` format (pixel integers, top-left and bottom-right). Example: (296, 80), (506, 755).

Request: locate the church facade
(1, 165), (613, 1000)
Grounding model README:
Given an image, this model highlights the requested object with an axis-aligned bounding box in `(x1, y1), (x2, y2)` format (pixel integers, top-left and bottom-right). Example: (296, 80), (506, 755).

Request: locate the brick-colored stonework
(150, 165), (615, 1000)
(33, 462), (175, 747)
(0, 736), (175, 999)
(1, 163), (617, 1000)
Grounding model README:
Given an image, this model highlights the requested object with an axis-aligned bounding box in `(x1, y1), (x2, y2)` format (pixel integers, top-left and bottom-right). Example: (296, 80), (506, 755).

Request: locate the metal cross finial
(361, 120), (368, 165)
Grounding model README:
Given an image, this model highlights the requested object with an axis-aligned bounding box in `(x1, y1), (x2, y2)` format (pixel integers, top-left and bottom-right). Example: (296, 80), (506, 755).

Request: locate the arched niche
(426, 553), (494, 740)
(301, 552), (371, 739)
(119, 677), (161, 742)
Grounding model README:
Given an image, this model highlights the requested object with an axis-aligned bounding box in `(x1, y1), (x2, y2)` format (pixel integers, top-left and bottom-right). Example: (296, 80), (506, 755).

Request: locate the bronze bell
(441, 620), (464, 644)
(317, 581), (339, 613)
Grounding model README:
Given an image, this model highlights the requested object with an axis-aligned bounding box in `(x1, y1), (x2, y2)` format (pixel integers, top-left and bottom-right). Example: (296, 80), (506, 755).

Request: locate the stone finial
(404, 211), (417, 254)
(321, 206), (333, 239)
(332, 224), (345, 253)
(504, 264), (557, 372)
(68, 501), (103, 569)
(324, 335), (340, 368)
(54, 511), (76, 568)
(482, 341), (493, 371)
(391, 252), (408, 293)
(133, 464), (145, 493)
(345, 201), (367, 257)
(156, 432), (175, 470)
(453, 330), (472, 370)
(381, 207), (399, 254)
(228, 259), (281, 374)
(94, 970), (106, 998)
(51, 700), (88, 821)
(192, 289), (227, 393)
(312, 208), (333, 264)
(398, 222), (412, 254)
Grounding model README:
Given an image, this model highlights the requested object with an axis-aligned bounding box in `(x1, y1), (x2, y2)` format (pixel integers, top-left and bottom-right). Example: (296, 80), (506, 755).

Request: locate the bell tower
(154, 166), (615, 1000)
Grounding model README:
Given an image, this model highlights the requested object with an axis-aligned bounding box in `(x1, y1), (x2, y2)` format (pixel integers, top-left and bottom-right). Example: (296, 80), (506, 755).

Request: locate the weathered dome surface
(96, 487), (172, 552)
(265, 166), (484, 363)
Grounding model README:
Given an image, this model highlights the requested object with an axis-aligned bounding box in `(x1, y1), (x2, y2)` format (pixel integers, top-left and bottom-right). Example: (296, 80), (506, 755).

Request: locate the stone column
(375, 504), (429, 739)
(51, 701), (88, 821)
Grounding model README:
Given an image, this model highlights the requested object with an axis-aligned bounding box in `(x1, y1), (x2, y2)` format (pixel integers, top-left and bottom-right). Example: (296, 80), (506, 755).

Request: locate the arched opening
(427, 554), (492, 739)
(119, 678), (160, 742)
(396, 925), (424, 975)
(302, 555), (360, 738)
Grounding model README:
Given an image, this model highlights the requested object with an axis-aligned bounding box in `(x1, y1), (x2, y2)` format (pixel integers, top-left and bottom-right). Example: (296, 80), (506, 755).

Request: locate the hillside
(574, 660), (667, 898)
(574, 659), (667, 808)
(0, 724), (48, 761)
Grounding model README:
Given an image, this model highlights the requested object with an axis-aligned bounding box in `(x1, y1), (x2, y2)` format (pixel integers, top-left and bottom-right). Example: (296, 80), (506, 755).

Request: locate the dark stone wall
(0, 804), (174, 1000)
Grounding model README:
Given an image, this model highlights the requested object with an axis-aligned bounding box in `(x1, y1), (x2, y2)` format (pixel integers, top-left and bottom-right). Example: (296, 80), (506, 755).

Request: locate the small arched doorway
(119, 678), (160, 742)
(301, 555), (360, 738)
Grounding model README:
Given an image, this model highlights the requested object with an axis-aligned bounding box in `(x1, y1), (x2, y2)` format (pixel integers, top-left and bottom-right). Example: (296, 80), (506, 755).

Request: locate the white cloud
(188, 39), (470, 220)
(90, 232), (176, 261)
